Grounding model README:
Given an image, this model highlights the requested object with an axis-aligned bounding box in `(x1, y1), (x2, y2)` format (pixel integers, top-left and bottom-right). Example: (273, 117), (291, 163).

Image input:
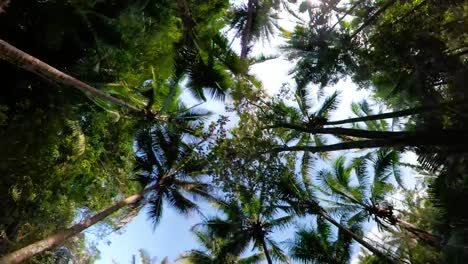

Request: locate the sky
(92, 2), (418, 263)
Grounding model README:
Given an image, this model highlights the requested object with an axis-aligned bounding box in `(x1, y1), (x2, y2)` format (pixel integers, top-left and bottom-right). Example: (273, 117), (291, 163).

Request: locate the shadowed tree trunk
(272, 130), (467, 153)
(0, 38), (159, 119)
(260, 236), (273, 264)
(0, 188), (152, 264)
(368, 205), (443, 249)
(324, 104), (441, 125)
(240, 0), (258, 59)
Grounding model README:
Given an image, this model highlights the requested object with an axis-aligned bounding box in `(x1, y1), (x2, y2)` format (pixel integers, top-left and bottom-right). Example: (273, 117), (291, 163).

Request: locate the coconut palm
(178, 225), (264, 264)
(228, 0), (285, 58)
(289, 217), (356, 264)
(0, 115), (212, 264)
(276, 172), (391, 261)
(268, 97), (467, 154)
(316, 152), (442, 248)
(204, 190), (293, 264)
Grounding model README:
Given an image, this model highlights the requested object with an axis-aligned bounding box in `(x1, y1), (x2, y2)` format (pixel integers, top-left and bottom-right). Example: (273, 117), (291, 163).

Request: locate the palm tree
(204, 190), (293, 264)
(317, 152), (442, 248)
(228, 0), (284, 59)
(276, 172), (391, 261)
(289, 217), (356, 264)
(267, 97), (468, 154)
(0, 121), (212, 264)
(178, 225), (264, 264)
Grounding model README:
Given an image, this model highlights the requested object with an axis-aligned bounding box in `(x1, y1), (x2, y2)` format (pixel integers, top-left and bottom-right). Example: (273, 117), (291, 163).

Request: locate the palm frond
(166, 189), (198, 214)
(147, 194), (164, 229)
(315, 91), (340, 119)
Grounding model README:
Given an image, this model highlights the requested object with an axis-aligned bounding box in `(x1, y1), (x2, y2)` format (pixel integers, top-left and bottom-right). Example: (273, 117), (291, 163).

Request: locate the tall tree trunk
(270, 123), (467, 139)
(272, 130), (467, 153)
(260, 236), (273, 264)
(395, 217), (442, 250)
(0, 38), (153, 117)
(240, 0), (257, 59)
(319, 211), (390, 260)
(0, 188), (151, 264)
(349, 0), (396, 39)
(324, 105), (438, 125)
(396, 218), (442, 248)
(368, 205), (442, 248)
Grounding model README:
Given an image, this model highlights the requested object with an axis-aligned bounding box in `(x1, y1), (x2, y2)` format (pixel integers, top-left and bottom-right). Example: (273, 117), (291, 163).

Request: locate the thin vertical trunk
(319, 211), (390, 260)
(0, 38), (151, 117)
(260, 236), (273, 264)
(240, 0), (257, 59)
(0, 188), (151, 264)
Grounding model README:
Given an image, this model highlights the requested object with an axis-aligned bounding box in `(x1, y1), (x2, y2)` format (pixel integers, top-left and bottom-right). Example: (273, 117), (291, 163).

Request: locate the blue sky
(91, 2), (419, 262)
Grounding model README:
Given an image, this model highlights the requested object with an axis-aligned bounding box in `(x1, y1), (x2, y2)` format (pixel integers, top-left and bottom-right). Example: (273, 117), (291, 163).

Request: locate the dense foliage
(0, 0), (467, 263)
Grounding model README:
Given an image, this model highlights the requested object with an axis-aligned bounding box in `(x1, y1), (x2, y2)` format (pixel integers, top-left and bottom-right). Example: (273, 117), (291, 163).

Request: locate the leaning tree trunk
(319, 211), (390, 261)
(272, 130), (467, 153)
(260, 236), (273, 264)
(0, 38), (152, 117)
(271, 124), (468, 139)
(324, 104), (445, 125)
(370, 205), (443, 249)
(0, 188), (151, 264)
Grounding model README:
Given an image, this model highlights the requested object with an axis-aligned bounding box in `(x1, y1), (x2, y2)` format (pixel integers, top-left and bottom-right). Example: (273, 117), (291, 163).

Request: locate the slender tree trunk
(325, 105), (436, 125)
(0, 188), (151, 264)
(270, 123), (455, 139)
(0, 38), (154, 117)
(272, 130), (467, 153)
(369, 205), (442, 248)
(260, 236), (273, 264)
(396, 218), (442, 248)
(240, 0), (257, 59)
(319, 211), (390, 260)
(349, 0), (396, 39)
